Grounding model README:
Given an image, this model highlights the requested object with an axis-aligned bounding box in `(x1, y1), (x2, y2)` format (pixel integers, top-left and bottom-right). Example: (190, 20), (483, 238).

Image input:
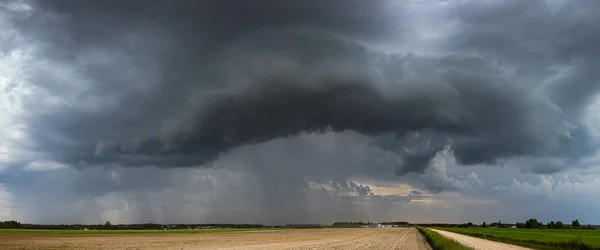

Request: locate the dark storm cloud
(28, 0), (396, 54)
(441, 0), (600, 168)
(7, 0), (599, 178)
(5, 0), (600, 225)
(25, 48), (569, 174)
(449, 0), (600, 115)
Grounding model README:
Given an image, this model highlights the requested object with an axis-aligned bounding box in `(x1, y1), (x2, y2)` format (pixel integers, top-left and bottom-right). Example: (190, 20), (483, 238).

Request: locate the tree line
(332, 221), (370, 228)
(0, 220), (21, 229)
(512, 218), (595, 229)
(418, 219), (596, 230)
(0, 220), (268, 230)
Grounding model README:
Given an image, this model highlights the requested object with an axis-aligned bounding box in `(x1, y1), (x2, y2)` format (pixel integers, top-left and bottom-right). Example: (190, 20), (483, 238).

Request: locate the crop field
(440, 228), (600, 249)
(0, 228), (281, 234)
(0, 228), (431, 250)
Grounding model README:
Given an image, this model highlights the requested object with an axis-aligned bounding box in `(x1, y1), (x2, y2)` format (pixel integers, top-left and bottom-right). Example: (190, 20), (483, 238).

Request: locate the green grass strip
(440, 228), (597, 250)
(416, 226), (473, 250)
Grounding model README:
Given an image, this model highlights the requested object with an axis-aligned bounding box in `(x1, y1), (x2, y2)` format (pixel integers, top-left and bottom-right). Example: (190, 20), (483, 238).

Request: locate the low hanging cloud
(24, 161), (69, 172)
(6, 3), (576, 175)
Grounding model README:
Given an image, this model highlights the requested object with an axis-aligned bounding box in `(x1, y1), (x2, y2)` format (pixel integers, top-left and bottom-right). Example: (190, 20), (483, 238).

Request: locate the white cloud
(420, 148), (484, 191)
(0, 184), (12, 220)
(0, 3), (35, 169)
(24, 161), (69, 171)
(493, 171), (600, 198)
(494, 176), (554, 196)
(584, 93), (600, 139)
(0, 146), (8, 169)
(0, 1), (33, 13)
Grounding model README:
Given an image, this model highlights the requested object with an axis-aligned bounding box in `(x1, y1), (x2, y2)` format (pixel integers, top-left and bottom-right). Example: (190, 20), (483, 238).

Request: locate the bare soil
(0, 228), (432, 250)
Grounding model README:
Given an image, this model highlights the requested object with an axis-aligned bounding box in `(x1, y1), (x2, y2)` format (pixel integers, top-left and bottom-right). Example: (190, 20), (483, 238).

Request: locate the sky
(1, 0), (600, 225)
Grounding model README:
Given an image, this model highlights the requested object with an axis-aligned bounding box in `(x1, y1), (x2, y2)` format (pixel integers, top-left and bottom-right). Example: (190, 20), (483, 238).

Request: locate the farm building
(365, 224), (393, 228)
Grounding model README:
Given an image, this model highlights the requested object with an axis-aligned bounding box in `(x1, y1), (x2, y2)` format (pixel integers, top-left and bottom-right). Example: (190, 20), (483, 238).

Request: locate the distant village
(332, 221), (411, 228)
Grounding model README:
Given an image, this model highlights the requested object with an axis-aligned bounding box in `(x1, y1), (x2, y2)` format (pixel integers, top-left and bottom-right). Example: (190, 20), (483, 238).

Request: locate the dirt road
(0, 228), (432, 250)
(430, 229), (532, 250)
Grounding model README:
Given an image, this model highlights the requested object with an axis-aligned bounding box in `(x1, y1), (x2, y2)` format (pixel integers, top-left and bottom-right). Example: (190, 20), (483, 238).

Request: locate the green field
(0, 228), (287, 234)
(440, 228), (600, 249)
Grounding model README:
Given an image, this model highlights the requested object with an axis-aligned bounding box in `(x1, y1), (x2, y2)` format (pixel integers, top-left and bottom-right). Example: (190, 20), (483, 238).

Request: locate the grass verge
(416, 226), (473, 250)
(440, 228), (597, 250)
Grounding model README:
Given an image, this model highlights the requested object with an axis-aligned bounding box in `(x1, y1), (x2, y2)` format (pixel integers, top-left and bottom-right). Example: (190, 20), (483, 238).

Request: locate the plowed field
(0, 228), (431, 250)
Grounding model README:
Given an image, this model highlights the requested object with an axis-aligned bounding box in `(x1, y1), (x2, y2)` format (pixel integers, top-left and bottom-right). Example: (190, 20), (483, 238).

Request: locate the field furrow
(0, 228), (432, 250)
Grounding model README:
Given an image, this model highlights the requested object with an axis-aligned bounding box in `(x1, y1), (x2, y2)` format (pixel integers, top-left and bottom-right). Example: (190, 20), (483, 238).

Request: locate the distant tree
(515, 222), (525, 228)
(332, 221), (368, 228)
(572, 219), (580, 228)
(556, 221), (564, 229)
(482, 222), (487, 228)
(105, 221), (111, 227)
(0, 220), (21, 229)
(548, 221), (556, 229)
(466, 222), (474, 227)
(525, 218), (541, 229)
(498, 221), (502, 228)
